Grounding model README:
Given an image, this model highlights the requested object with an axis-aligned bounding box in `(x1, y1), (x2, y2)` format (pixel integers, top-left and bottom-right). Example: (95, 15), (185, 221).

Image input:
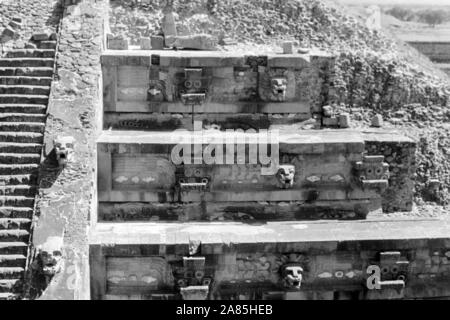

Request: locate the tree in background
(385, 6), (414, 21)
(418, 10), (446, 27)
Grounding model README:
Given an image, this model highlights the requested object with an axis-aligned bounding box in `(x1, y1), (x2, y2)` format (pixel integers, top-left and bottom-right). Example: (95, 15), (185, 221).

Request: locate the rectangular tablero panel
(101, 51), (335, 130)
(97, 130), (389, 221)
(105, 257), (174, 295)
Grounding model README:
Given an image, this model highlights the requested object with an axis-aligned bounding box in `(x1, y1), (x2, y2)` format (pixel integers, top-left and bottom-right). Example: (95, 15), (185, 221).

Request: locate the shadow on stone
(38, 149), (64, 189)
(45, 0), (64, 27)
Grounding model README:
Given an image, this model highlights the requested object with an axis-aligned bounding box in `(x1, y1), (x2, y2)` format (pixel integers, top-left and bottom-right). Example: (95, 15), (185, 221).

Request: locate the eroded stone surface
(30, 0), (104, 300)
(4, 0), (445, 302)
(165, 34), (218, 50)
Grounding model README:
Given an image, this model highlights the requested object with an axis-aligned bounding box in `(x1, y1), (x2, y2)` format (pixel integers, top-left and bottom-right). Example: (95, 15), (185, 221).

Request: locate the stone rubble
(371, 114), (383, 127)
(0, 0), (58, 53)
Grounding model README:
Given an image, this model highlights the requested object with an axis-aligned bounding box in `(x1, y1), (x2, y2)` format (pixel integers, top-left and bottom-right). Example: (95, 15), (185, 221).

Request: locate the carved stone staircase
(0, 44), (55, 300)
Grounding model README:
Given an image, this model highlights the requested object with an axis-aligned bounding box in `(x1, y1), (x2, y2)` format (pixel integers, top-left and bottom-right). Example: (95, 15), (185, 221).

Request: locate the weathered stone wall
(98, 201), (374, 222)
(101, 51), (334, 131)
(364, 133), (416, 212)
(211, 245), (450, 300)
(105, 0), (450, 208)
(408, 42), (450, 63)
(30, 0), (106, 299)
(96, 130), (394, 222)
(90, 236), (450, 300)
(107, 0), (449, 109)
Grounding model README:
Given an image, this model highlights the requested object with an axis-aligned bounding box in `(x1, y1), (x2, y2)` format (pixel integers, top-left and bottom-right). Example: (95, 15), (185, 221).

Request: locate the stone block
(25, 43), (37, 49)
(183, 256), (205, 269)
(380, 251), (401, 264)
(8, 20), (22, 30)
(12, 17), (22, 23)
(162, 11), (177, 37)
(32, 32), (50, 41)
(267, 55), (309, 68)
(2, 27), (16, 39)
(165, 34), (218, 50)
(285, 291), (310, 300)
(427, 179), (440, 191)
(221, 37), (237, 45)
(140, 37), (151, 50)
(371, 114), (383, 127)
(339, 113), (351, 128)
(322, 105), (333, 117)
(212, 67), (234, 78)
(322, 117), (339, 126)
(379, 280), (405, 290)
(180, 286), (209, 300)
(298, 47), (310, 54)
(108, 38), (128, 50)
(151, 35), (165, 50)
(66, 5), (80, 15)
(283, 41), (294, 54)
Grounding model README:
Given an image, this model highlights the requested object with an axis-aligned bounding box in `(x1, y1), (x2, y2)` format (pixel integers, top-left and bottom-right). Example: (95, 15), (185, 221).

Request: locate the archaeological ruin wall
(101, 51), (334, 131)
(90, 231), (450, 300)
(89, 42), (427, 300)
(1, 0), (449, 302)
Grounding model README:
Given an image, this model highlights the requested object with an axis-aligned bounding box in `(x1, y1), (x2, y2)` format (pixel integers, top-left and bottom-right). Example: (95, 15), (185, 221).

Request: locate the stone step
(0, 121), (45, 133)
(0, 218), (31, 230)
(0, 164), (39, 175)
(0, 122), (45, 133)
(0, 207), (33, 219)
(5, 49), (55, 58)
(0, 67), (53, 77)
(0, 242), (28, 255)
(0, 279), (21, 293)
(0, 267), (24, 280)
(0, 175), (37, 185)
(0, 292), (19, 300)
(0, 185), (37, 197)
(0, 104), (46, 114)
(0, 94), (48, 105)
(0, 85), (50, 95)
(0, 230), (29, 242)
(0, 132), (43, 143)
(0, 255), (27, 268)
(0, 142), (42, 153)
(0, 196), (34, 207)
(0, 153), (41, 164)
(0, 113), (46, 123)
(0, 58), (54, 68)
(0, 76), (52, 86)
(38, 41), (57, 50)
